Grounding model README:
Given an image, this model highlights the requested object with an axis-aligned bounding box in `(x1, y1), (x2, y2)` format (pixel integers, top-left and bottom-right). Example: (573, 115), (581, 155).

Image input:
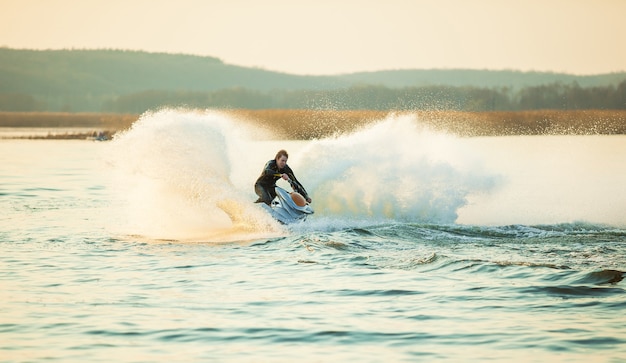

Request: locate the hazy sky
(1, 0), (624, 75)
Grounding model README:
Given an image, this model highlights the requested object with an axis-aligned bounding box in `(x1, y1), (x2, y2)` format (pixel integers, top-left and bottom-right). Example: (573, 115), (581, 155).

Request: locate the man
(254, 149), (312, 206)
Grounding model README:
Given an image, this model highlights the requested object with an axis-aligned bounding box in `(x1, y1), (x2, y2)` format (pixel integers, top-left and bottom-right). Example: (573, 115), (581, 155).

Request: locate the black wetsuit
(254, 159), (309, 205)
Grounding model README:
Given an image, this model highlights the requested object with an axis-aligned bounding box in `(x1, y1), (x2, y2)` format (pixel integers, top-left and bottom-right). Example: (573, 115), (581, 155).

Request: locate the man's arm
(286, 171), (310, 202)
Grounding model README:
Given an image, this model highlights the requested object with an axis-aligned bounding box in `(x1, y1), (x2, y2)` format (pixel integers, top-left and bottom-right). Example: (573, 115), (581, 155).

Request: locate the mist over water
(105, 108), (626, 241)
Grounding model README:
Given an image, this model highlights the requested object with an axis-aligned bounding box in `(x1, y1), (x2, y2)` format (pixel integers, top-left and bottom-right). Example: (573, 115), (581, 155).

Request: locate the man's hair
(275, 149), (289, 160)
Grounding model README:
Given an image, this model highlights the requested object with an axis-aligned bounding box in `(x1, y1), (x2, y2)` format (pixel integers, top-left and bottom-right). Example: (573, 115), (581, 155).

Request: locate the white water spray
(105, 109), (504, 241)
(105, 109), (282, 241)
(299, 114), (499, 223)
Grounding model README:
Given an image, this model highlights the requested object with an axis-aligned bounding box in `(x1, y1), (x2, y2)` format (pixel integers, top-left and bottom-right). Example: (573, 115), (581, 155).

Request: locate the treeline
(102, 81), (626, 113)
(1, 81), (624, 113)
(3, 49), (625, 113)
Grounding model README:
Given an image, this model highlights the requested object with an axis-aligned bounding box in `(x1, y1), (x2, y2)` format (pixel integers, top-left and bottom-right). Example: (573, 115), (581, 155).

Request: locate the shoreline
(1, 109), (625, 140)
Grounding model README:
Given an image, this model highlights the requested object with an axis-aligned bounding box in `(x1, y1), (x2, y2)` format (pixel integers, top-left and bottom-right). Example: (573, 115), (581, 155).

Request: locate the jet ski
(261, 184), (314, 224)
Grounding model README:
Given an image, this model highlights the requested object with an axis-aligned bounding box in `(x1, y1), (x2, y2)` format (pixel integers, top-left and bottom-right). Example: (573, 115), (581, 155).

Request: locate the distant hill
(1, 48), (625, 112)
(0, 48), (346, 95)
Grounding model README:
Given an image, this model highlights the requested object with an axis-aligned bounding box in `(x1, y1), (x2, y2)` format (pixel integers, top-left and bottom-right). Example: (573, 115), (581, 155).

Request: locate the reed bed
(0, 112), (137, 129)
(1, 110), (625, 140)
(227, 109), (626, 139)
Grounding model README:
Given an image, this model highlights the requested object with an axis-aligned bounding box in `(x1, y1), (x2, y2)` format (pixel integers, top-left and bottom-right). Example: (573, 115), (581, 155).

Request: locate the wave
(574, 270), (625, 285)
(280, 222), (625, 289)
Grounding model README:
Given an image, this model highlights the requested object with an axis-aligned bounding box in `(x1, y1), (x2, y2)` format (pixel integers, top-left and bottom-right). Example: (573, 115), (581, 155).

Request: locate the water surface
(1, 111), (625, 362)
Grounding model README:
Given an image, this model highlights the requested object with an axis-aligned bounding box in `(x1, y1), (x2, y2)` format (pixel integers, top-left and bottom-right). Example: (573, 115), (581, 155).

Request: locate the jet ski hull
(261, 186), (313, 224)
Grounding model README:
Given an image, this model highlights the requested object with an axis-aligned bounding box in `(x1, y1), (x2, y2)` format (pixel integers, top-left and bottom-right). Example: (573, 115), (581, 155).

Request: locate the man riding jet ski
(254, 149), (313, 223)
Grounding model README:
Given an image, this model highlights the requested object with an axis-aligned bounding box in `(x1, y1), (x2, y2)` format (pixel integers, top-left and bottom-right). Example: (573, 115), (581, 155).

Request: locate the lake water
(1, 110), (625, 362)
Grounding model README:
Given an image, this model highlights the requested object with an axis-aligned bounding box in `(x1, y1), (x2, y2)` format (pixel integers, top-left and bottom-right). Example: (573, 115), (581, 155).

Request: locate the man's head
(275, 149), (288, 169)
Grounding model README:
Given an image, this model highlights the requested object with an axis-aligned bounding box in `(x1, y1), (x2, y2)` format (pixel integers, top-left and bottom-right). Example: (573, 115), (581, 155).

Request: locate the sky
(1, 0), (625, 75)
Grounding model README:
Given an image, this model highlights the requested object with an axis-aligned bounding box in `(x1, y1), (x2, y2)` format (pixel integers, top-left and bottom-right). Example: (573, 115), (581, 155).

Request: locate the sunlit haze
(1, 0), (625, 75)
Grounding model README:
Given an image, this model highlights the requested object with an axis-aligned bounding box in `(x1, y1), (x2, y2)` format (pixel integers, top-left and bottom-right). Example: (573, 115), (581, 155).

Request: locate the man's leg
(255, 184), (274, 205)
